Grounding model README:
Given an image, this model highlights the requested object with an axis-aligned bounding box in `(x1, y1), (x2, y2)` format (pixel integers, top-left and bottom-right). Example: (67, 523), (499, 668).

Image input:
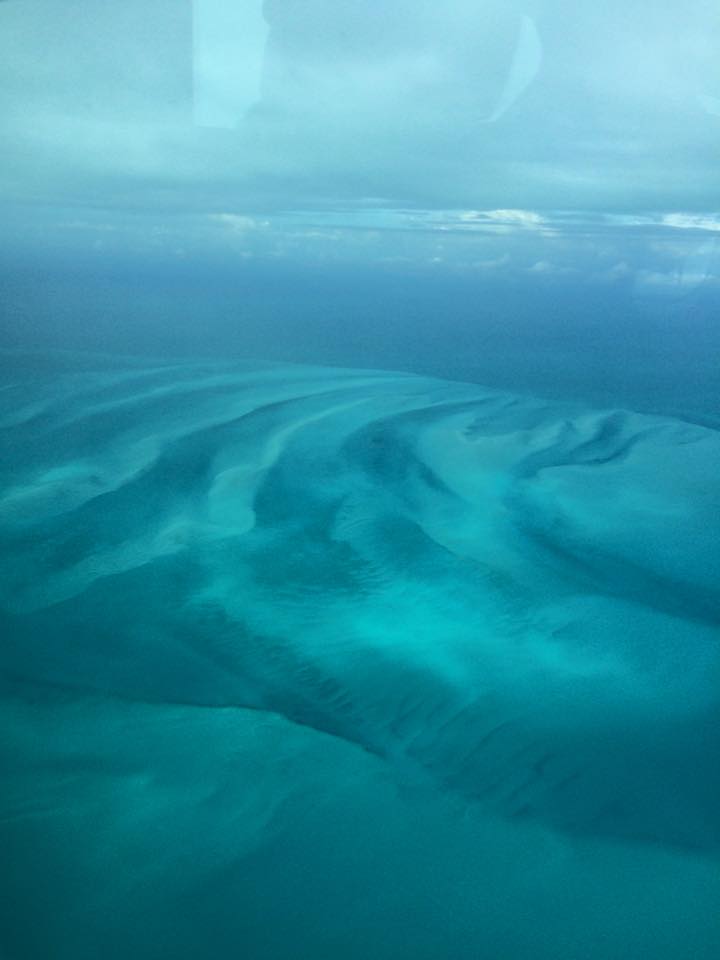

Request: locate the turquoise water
(1, 349), (718, 959)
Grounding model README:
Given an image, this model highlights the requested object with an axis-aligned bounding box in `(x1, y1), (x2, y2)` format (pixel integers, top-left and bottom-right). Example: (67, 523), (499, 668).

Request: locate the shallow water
(1, 349), (718, 959)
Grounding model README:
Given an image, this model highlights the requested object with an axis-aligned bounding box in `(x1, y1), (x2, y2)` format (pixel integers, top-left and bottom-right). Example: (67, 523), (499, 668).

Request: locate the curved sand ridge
(1, 355), (719, 857)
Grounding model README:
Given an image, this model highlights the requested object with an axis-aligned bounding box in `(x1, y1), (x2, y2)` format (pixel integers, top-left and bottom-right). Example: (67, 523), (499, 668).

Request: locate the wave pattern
(1, 353), (719, 862)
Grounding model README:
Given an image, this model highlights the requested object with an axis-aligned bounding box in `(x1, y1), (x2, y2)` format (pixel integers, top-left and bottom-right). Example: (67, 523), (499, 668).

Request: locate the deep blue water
(1, 257), (719, 959)
(3, 254), (719, 423)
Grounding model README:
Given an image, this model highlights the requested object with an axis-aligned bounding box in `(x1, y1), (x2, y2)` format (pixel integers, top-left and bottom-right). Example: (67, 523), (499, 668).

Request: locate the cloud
(465, 209), (547, 228)
(660, 214), (720, 232)
(1, 1), (719, 214)
(607, 212), (720, 233)
(209, 214), (269, 232)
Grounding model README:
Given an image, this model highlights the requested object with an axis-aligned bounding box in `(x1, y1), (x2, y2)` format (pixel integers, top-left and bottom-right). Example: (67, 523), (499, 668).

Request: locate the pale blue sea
(1, 254), (719, 959)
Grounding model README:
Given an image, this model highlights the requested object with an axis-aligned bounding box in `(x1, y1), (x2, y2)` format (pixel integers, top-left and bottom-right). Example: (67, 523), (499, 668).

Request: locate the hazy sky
(0, 0), (718, 212)
(0, 0), (718, 293)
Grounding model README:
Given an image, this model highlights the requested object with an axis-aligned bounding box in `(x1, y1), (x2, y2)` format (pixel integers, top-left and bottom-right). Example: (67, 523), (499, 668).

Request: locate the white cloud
(1, 2), (716, 217)
(607, 213), (720, 233)
(606, 261), (633, 280)
(209, 214), (269, 232)
(636, 268), (719, 291)
(527, 259), (575, 276)
(460, 209), (546, 228)
(660, 213), (720, 233)
(472, 254), (511, 270)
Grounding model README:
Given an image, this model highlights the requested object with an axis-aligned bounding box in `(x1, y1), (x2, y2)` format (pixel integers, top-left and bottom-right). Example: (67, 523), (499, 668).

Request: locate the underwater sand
(1, 352), (719, 959)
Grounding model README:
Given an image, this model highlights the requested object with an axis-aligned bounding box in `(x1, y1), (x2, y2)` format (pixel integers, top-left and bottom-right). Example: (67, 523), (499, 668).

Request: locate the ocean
(1, 254), (719, 958)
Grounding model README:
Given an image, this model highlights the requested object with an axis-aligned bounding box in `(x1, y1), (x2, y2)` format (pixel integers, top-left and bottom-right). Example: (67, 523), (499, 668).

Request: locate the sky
(0, 0), (718, 343)
(0, 0), (718, 212)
